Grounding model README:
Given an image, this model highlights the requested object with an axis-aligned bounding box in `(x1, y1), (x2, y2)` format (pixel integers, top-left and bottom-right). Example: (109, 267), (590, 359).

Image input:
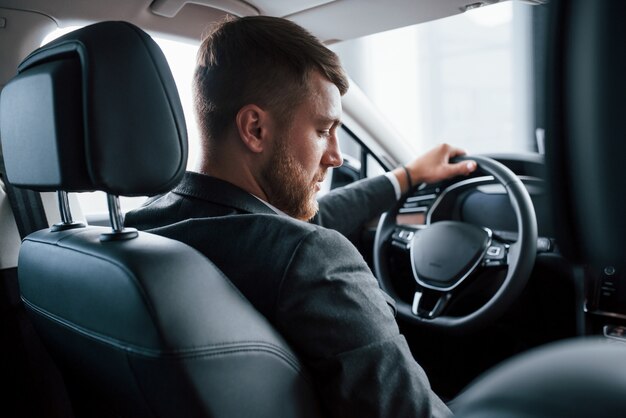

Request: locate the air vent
(400, 185), (440, 214)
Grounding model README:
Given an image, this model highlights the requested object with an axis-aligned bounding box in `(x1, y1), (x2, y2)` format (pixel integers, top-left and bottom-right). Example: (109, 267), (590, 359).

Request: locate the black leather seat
(452, 336), (626, 417)
(0, 21), (320, 418)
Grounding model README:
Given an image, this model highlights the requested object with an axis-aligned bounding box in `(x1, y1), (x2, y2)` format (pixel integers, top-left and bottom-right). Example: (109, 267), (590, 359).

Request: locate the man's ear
(235, 104), (269, 153)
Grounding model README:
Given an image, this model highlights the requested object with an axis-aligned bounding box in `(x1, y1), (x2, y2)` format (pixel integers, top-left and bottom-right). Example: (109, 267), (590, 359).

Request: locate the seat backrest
(0, 21), (321, 418)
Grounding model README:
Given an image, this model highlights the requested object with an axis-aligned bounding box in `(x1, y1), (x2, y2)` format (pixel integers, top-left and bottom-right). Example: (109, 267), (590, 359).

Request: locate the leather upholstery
(20, 227), (320, 417)
(453, 337), (626, 418)
(0, 21), (187, 196)
(1, 21), (322, 417)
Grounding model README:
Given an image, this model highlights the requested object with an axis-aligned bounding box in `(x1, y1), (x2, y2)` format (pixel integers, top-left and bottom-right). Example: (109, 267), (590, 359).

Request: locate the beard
(260, 133), (323, 221)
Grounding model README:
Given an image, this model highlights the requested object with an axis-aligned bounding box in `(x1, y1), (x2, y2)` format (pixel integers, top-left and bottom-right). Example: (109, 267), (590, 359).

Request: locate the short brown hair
(193, 16), (349, 145)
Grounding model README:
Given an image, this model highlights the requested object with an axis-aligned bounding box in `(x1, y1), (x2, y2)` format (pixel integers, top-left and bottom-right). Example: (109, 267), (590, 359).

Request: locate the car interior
(0, 0), (625, 417)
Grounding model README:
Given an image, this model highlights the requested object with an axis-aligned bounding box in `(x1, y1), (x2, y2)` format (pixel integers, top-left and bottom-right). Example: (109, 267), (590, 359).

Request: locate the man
(126, 16), (476, 417)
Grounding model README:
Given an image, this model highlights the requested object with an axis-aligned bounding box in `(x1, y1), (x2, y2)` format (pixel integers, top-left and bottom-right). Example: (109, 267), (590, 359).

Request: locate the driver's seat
(0, 21), (321, 417)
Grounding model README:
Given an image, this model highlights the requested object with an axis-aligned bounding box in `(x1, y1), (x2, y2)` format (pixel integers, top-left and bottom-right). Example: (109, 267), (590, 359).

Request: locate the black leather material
(453, 337), (626, 418)
(0, 21), (187, 195)
(19, 227), (321, 417)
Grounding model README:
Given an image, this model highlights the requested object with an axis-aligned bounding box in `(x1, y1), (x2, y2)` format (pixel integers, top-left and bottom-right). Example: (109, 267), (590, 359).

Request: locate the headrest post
(107, 194), (124, 233)
(58, 190), (73, 224)
(100, 194), (138, 241)
(51, 191), (85, 232)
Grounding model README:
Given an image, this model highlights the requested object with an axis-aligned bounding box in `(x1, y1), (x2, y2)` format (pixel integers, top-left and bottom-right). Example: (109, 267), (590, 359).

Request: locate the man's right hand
(393, 143), (476, 194)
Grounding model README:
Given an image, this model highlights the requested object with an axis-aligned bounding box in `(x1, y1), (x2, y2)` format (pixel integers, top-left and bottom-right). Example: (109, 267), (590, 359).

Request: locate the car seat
(0, 21), (321, 418)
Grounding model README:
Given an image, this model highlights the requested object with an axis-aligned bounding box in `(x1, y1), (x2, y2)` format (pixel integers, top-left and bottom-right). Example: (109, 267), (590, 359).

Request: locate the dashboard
(397, 175), (554, 243)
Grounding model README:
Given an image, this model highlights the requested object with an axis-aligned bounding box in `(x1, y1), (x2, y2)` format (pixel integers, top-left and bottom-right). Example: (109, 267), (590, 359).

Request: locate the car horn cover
(410, 221), (491, 290)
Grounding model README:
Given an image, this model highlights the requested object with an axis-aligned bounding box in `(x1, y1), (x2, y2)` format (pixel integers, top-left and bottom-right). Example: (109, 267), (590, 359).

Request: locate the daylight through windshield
(333, 1), (537, 155)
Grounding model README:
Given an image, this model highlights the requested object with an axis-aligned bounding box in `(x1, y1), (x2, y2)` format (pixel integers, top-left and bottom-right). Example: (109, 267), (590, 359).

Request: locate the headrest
(0, 21), (187, 196)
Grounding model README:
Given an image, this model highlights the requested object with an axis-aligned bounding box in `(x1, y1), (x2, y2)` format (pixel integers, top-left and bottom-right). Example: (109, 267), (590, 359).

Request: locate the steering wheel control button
(391, 228), (419, 250)
(410, 221), (491, 291)
(484, 243), (507, 264)
(398, 230), (414, 240)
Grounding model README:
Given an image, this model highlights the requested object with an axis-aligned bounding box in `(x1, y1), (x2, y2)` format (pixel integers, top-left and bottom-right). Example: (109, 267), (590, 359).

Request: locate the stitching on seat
(22, 297), (303, 372)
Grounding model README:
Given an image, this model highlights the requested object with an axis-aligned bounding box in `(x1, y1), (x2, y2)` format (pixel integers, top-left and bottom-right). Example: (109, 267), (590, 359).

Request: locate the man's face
(261, 71), (344, 221)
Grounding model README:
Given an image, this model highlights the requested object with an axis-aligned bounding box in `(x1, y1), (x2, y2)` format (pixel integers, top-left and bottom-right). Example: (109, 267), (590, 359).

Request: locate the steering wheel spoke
(412, 288), (452, 319)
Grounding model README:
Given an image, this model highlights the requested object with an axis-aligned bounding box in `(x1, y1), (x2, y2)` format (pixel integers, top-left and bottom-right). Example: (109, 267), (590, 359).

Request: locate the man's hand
(392, 143), (476, 194)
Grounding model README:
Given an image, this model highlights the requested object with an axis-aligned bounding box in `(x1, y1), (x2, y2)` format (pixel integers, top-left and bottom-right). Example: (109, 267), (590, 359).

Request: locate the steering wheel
(374, 155), (537, 333)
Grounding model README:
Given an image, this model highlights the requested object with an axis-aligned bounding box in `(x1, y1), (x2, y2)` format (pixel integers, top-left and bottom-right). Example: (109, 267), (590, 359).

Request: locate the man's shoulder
(144, 212), (352, 318)
(148, 211), (354, 278)
(165, 211), (332, 244)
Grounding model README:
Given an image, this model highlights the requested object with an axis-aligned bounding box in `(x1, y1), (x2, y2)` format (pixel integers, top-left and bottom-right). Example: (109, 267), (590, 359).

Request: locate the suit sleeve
(275, 228), (451, 418)
(312, 175), (398, 236)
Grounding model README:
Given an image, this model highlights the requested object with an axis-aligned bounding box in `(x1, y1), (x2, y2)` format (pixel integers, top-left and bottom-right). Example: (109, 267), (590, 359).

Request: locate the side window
(329, 126), (386, 190)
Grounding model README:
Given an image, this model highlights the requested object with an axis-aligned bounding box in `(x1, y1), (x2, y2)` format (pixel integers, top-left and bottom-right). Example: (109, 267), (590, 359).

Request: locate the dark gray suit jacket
(125, 171), (451, 418)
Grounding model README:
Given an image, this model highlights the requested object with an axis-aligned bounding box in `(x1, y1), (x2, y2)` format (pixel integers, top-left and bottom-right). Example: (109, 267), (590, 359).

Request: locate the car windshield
(332, 1), (538, 155)
(43, 1), (538, 162)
